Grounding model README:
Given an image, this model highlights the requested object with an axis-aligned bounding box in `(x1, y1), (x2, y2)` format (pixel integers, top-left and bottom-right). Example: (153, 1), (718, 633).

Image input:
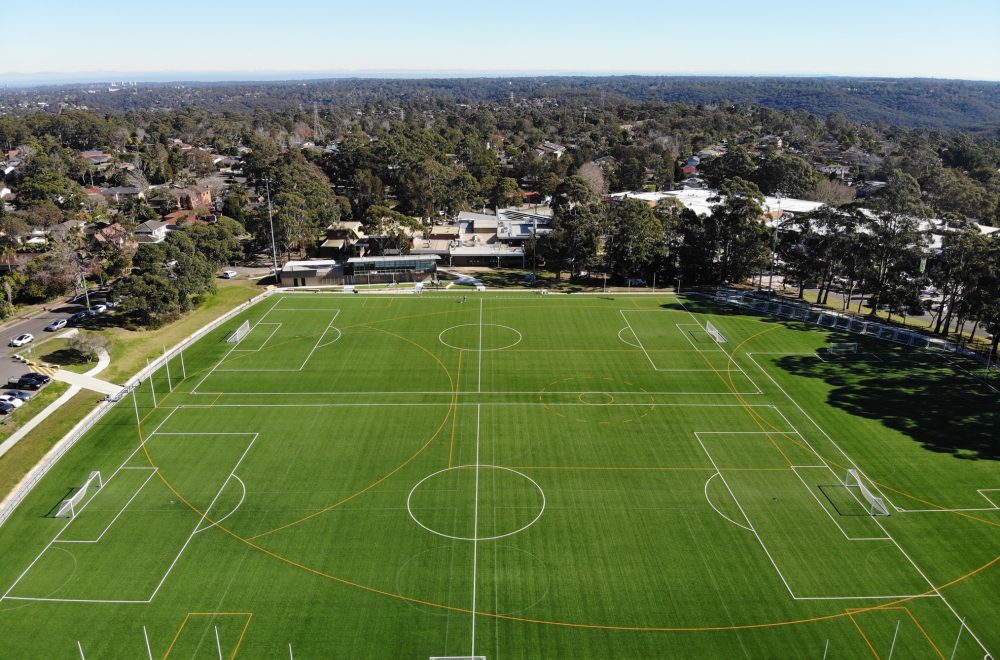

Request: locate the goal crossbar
(55, 471), (103, 519)
(705, 320), (727, 343)
(843, 469), (890, 516)
(827, 342), (859, 355)
(227, 319), (251, 343)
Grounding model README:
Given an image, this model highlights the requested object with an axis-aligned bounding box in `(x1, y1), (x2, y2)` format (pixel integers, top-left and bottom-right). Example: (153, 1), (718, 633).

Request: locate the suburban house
(175, 188), (213, 210)
(318, 221), (367, 258)
(534, 141), (567, 159)
(134, 219), (170, 244)
(100, 186), (144, 203)
(93, 222), (135, 249)
(410, 209), (551, 267)
(79, 150), (113, 167)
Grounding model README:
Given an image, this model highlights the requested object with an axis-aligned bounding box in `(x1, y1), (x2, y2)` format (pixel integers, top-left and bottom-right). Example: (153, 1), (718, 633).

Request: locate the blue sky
(2, 0), (999, 81)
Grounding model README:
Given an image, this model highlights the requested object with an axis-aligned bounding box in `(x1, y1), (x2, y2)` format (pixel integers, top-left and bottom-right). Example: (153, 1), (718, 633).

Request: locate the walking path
(0, 350), (112, 460)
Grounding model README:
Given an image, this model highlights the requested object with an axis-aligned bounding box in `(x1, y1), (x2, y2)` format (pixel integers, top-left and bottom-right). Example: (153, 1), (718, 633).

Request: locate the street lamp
(264, 179), (280, 283)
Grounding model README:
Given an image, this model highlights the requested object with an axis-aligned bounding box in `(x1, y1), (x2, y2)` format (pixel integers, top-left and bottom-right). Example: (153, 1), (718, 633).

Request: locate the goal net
(705, 321), (727, 343)
(55, 471), (103, 519)
(843, 469), (890, 516)
(227, 320), (250, 343)
(827, 342), (859, 355)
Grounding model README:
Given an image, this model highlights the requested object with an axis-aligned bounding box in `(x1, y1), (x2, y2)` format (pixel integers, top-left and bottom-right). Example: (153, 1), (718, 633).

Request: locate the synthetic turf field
(0, 291), (997, 659)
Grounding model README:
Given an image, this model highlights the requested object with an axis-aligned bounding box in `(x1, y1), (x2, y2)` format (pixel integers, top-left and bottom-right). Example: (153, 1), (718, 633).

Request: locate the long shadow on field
(775, 348), (999, 461)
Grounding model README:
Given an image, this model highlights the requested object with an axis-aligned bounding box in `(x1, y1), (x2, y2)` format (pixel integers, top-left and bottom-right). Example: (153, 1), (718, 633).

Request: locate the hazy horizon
(3, 0), (998, 87)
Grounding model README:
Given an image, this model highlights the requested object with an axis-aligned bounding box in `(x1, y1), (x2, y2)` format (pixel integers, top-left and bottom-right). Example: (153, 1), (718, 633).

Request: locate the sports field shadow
(775, 350), (999, 461)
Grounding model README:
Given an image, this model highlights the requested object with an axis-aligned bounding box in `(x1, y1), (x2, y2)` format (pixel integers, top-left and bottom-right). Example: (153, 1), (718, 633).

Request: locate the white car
(221, 270), (239, 279)
(9, 333), (33, 347)
(0, 394), (24, 408)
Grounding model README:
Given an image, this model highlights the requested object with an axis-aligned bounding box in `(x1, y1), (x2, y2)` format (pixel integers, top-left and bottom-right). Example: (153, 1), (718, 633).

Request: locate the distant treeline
(3, 77), (1000, 132)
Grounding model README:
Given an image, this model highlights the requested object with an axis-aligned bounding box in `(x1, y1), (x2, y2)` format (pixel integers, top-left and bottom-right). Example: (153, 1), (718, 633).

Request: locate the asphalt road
(0, 294), (104, 388)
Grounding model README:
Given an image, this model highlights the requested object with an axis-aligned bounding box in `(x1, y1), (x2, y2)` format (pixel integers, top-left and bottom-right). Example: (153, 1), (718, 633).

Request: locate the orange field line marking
(846, 610), (882, 659)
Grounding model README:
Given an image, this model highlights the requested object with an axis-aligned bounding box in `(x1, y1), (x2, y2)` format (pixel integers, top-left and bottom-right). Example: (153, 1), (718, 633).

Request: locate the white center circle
(406, 465), (545, 541)
(438, 324), (522, 351)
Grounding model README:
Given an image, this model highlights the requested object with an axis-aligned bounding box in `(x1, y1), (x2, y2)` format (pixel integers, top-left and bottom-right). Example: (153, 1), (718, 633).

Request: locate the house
(685, 156), (700, 167)
(163, 209), (214, 226)
(534, 141), (566, 159)
(80, 150), (113, 166)
(819, 164), (852, 180)
(175, 188), (212, 210)
(757, 135), (784, 151)
(134, 220), (170, 244)
(100, 186), (144, 203)
(319, 221), (367, 258)
(682, 165), (699, 176)
(93, 222), (135, 249)
(0, 187), (10, 200)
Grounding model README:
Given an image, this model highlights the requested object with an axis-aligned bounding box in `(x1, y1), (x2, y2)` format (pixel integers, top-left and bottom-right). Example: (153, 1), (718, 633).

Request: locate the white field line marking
(231, 323), (282, 352)
(77, 641), (85, 660)
(478, 299), (484, 393)
(674, 323), (762, 394)
(618, 310), (660, 371)
(744, 352), (991, 652)
(188, 389), (766, 397)
(192, 298), (283, 392)
(146, 433), (258, 603)
(617, 326), (641, 348)
(790, 466), (890, 542)
(53, 469), (159, 544)
(695, 433), (932, 602)
(3, 596), (151, 604)
(143, 626), (153, 660)
(212, 311), (341, 373)
(215, 625), (223, 660)
(0, 408), (180, 602)
(471, 403), (482, 657)
(195, 475), (246, 534)
(178, 402), (782, 409)
(673, 300), (764, 391)
(694, 433), (798, 599)
(703, 472), (753, 531)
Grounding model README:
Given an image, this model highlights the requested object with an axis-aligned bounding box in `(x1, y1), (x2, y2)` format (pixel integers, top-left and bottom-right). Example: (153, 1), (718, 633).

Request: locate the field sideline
(0, 291), (996, 659)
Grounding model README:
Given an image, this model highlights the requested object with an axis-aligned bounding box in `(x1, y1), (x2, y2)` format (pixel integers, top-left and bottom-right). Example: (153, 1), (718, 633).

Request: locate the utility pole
(265, 179), (280, 284)
(767, 225), (778, 295)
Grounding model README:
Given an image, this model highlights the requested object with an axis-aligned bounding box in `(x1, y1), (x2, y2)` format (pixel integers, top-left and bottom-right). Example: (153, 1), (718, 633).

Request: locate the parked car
(68, 311), (88, 325)
(0, 401), (15, 415)
(9, 333), (33, 347)
(13, 373), (50, 390)
(0, 395), (23, 408)
(44, 318), (68, 332)
(221, 270), (239, 279)
(4, 390), (33, 402)
(91, 304), (108, 314)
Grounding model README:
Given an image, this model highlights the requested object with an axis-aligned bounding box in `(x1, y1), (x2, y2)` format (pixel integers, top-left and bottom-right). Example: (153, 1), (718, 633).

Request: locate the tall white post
(147, 359), (157, 407)
(180, 349), (186, 380)
(163, 347), (172, 391)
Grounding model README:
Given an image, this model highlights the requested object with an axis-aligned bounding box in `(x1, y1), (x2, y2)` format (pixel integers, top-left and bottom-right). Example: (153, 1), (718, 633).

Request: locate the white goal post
(843, 469), (890, 516)
(227, 320), (251, 343)
(827, 342), (859, 355)
(705, 320), (727, 343)
(55, 471), (103, 519)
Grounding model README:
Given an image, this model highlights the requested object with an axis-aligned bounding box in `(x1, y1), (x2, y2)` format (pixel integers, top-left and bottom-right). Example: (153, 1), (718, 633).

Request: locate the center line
(478, 299), (484, 393)
(471, 403), (481, 657)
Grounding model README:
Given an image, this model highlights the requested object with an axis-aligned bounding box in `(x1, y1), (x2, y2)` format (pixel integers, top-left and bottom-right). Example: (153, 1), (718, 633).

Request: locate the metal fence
(711, 288), (996, 367)
(0, 289), (276, 528)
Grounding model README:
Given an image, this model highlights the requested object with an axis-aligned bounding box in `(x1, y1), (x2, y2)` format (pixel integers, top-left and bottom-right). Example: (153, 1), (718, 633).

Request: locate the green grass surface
(0, 292), (996, 659)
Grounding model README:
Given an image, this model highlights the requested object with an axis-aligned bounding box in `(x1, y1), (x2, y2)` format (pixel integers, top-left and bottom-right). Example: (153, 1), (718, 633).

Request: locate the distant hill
(3, 76), (1000, 131)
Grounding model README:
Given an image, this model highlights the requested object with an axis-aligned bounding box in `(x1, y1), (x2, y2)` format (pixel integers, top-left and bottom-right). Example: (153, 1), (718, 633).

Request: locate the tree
(68, 332), (112, 361)
(606, 199), (665, 281)
(701, 146), (757, 188)
(349, 169), (385, 220)
(755, 152), (820, 197)
(537, 202), (604, 279)
(709, 178), (769, 284)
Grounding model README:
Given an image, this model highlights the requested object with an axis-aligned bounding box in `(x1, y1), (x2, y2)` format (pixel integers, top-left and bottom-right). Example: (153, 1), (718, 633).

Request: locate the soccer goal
(55, 471), (104, 519)
(843, 469), (890, 517)
(227, 320), (251, 343)
(705, 320), (727, 343)
(827, 342), (859, 355)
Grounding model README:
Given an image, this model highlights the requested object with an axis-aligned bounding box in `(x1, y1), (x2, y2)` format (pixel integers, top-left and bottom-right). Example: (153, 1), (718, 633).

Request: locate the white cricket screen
(705, 321), (727, 343)
(227, 320), (251, 343)
(55, 471), (103, 519)
(844, 469), (890, 516)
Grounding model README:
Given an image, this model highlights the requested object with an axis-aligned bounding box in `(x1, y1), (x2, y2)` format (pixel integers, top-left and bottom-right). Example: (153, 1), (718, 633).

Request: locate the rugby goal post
(227, 319), (250, 343)
(55, 471), (103, 519)
(844, 469), (890, 517)
(705, 320), (727, 343)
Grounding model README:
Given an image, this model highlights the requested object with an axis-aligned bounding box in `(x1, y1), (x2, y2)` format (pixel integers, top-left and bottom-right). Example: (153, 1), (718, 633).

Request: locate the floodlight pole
(265, 179), (280, 284)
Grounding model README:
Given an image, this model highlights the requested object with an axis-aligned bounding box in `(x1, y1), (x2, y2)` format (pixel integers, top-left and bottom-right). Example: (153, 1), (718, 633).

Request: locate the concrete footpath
(0, 350), (112, 460)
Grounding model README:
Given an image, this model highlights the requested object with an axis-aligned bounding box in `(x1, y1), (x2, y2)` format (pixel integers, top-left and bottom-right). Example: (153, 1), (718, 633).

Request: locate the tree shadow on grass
(775, 349), (999, 461)
(39, 348), (91, 367)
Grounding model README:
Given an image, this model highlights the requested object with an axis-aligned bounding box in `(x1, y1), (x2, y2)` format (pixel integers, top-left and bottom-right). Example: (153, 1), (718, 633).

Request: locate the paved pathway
(0, 350), (112, 460)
